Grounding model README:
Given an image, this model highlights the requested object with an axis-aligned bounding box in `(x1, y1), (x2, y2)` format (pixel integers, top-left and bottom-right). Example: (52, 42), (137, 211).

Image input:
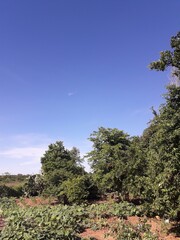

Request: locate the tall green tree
(41, 141), (85, 195)
(87, 127), (131, 195)
(142, 86), (180, 218)
(146, 32), (180, 218)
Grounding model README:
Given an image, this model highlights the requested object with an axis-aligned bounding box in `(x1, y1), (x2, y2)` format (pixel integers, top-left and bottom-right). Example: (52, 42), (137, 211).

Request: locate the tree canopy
(140, 86), (179, 217)
(149, 31), (180, 84)
(87, 127), (131, 195)
(41, 141), (85, 195)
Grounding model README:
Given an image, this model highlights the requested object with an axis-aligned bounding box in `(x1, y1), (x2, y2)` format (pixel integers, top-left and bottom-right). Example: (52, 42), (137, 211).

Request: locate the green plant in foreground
(0, 202), (86, 239)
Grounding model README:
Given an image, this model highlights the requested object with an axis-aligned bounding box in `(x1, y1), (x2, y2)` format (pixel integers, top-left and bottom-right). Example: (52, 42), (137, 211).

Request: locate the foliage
(149, 31), (180, 81)
(141, 86), (180, 219)
(0, 185), (22, 198)
(86, 201), (142, 221)
(145, 33), (180, 218)
(0, 174), (29, 185)
(108, 219), (158, 240)
(1, 198), (179, 239)
(87, 127), (131, 195)
(0, 199), (86, 239)
(59, 176), (89, 204)
(23, 175), (44, 197)
(41, 141), (85, 196)
(0, 199), (148, 239)
(87, 128), (149, 201)
(0, 197), (17, 210)
(124, 136), (147, 198)
(59, 175), (99, 204)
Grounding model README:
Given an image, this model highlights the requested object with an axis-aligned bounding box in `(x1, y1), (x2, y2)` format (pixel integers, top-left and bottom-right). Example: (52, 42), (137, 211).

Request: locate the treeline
(0, 174), (30, 198)
(0, 174), (29, 184)
(1, 32), (180, 220)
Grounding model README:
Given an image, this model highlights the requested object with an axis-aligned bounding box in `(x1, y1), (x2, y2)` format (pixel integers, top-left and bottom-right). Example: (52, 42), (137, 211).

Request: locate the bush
(0, 185), (22, 198)
(23, 175), (44, 197)
(58, 176), (89, 204)
(58, 175), (99, 204)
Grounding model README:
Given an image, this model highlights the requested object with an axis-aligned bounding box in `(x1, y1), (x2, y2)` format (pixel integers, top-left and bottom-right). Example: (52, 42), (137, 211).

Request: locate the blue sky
(0, 0), (180, 174)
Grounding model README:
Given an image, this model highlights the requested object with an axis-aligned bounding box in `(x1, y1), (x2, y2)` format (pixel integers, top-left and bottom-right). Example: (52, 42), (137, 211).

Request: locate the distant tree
(0, 174), (29, 185)
(149, 31), (180, 85)
(41, 141), (85, 195)
(87, 127), (131, 196)
(3, 172), (10, 176)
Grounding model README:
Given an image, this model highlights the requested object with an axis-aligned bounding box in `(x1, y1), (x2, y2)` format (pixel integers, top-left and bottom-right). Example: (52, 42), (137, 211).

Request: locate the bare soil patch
(80, 228), (114, 240)
(16, 196), (56, 207)
(0, 217), (4, 230)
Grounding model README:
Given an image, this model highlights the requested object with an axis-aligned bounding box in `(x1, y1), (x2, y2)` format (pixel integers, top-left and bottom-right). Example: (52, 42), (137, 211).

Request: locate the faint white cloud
(0, 133), (92, 174)
(0, 147), (46, 159)
(68, 92), (75, 97)
(20, 159), (41, 166)
(9, 133), (52, 146)
(0, 133), (53, 173)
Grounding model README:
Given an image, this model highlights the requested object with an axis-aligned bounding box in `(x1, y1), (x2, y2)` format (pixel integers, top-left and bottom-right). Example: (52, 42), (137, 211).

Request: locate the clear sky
(0, 0), (180, 174)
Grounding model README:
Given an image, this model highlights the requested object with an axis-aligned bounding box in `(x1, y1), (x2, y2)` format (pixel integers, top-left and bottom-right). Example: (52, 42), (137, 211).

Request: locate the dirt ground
(0, 217), (4, 230)
(16, 196), (56, 207)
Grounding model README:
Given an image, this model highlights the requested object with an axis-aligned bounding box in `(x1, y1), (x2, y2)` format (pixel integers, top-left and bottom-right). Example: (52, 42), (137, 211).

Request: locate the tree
(142, 86), (180, 218)
(87, 127), (131, 196)
(149, 31), (180, 85)
(124, 136), (147, 198)
(146, 32), (180, 218)
(41, 141), (85, 195)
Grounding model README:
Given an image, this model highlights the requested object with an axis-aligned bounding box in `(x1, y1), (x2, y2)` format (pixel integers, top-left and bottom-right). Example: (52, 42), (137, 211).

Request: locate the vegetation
(0, 173), (29, 188)
(41, 141), (85, 195)
(0, 185), (23, 198)
(0, 174), (28, 198)
(0, 198), (160, 239)
(59, 175), (99, 204)
(87, 127), (131, 196)
(149, 31), (180, 81)
(23, 175), (44, 197)
(0, 198), (86, 239)
(142, 85), (180, 218)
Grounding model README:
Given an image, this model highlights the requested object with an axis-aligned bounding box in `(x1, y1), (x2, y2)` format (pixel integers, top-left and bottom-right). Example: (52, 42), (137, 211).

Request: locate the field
(0, 197), (179, 240)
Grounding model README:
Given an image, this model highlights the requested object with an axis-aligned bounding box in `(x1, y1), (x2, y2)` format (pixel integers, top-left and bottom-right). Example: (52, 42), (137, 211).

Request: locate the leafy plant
(108, 218), (158, 240)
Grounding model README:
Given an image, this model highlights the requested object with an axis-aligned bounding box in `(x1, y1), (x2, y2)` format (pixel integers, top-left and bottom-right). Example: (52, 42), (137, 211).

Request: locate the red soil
(0, 217), (4, 230)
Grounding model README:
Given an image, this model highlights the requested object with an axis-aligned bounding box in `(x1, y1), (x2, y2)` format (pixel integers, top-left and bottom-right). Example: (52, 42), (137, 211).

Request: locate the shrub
(0, 185), (21, 198)
(58, 175), (99, 204)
